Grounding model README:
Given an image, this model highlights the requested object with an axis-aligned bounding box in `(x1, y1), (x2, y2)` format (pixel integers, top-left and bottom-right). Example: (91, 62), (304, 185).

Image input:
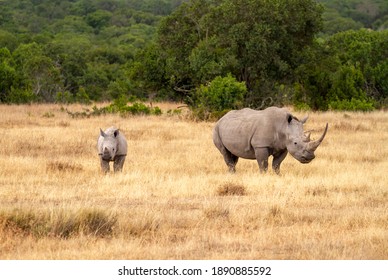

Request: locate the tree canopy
(0, 0), (387, 112)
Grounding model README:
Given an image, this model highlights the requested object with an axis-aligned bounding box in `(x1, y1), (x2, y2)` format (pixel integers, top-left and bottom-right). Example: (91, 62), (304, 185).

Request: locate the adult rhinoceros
(213, 107), (328, 174)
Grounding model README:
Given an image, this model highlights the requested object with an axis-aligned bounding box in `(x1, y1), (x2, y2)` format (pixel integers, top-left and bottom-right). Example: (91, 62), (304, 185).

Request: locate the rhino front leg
(272, 150), (288, 175)
(255, 148), (269, 173)
(113, 155), (126, 172)
(100, 158), (110, 173)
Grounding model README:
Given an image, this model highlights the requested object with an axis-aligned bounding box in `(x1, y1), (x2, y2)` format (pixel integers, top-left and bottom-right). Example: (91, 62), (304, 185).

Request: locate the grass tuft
(0, 209), (116, 239)
(46, 161), (84, 172)
(216, 183), (247, 196)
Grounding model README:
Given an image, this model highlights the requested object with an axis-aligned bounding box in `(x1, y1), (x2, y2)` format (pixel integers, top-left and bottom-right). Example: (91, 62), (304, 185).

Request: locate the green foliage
(0, 0), (169, 103)
(0, 0), (385, 111)
(328, 98), (374, 111)
(55, 91), (75, 104)
(102, 100), (163, 116)
(295, 29), (387, 110)
(66, 96), (162, 118)
(0, 48), (17, 102)
(317, 0), (388, 32)
(191, 74), (246, 120)
(6, 88), (37, 104)
(157, 0), (323, 108)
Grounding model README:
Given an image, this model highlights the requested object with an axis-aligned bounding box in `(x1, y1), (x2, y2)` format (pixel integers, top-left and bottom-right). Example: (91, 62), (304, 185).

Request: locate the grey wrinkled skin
(97, 127), (128, 173)
(213, 107), (328, 174)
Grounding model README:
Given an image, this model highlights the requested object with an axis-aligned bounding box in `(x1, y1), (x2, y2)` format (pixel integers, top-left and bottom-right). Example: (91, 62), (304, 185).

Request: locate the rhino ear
(114, 129), (120, 137)
(287, 114), (293, 124)
(300, 115), (309, 124)
(100, 128), (106, 137)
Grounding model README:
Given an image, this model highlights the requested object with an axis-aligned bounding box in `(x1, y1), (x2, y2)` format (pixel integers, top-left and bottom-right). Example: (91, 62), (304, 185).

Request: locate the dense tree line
(318, 0), (388, 34)
(0, 0), (387, 113)
(0, 0), (185, 103)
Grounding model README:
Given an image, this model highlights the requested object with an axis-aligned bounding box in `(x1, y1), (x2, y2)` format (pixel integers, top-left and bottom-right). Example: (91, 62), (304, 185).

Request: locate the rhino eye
(294, 142), (297, 145)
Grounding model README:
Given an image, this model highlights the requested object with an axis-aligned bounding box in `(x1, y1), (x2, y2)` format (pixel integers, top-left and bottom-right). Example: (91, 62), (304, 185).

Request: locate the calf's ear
(100, 128), (106, 137)
(114, 129), (120, 137)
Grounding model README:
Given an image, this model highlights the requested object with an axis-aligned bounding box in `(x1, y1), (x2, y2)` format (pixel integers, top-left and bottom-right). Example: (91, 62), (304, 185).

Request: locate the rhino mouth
(299, 154), (315, 164)
(101, 151), (113, 161)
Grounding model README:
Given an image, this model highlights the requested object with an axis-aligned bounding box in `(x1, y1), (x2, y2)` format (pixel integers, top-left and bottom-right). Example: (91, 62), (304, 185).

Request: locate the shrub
(192, 74), (246, 120)
(55, 91), (73, 104)
(6, 88), (37, 104)
(328, 98), (375, 111)
(66, 96), (163, 118)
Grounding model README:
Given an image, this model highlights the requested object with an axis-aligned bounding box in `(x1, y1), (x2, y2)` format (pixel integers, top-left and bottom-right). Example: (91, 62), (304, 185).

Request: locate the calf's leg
(114, 155), (126, 172)
(100, 158), (110, 173)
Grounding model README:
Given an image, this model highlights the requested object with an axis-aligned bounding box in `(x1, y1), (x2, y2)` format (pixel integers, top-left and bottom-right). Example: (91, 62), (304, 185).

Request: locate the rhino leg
(113, 155), (126, 172)
(272, 150), (288, 175)
(254, 148), (269, 173)
(100, 158), (110, 173)
(213, 134), (238, 173)
(217, 147), (238, 173)
(216, 145), (239, 173)
(226, 153), (239, 173)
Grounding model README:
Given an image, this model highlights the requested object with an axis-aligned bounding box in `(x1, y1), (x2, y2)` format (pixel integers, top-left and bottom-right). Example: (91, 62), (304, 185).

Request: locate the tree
(295, 29), (387, 110)
(12, 42), (62, 102)
(86, 9), (112, 33)
(157, 0), (323, 107)
(0, 48), (17, 102)
(45, 35), (92, 95)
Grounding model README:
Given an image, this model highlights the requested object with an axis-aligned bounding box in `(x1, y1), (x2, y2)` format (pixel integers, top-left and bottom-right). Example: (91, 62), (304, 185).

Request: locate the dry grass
(0, 103), (387, 260)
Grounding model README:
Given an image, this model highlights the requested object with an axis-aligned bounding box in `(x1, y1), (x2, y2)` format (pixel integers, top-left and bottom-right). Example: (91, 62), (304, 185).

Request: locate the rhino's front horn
(307, 123), (328, 152)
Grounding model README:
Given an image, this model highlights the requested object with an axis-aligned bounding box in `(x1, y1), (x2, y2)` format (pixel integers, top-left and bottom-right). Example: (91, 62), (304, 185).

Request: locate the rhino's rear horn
(303, 131), (311, 142)
(307, 123), (328, 152)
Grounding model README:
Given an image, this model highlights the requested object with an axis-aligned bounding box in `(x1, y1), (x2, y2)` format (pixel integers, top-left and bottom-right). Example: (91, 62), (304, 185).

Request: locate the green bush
(328, 98), (374, 111)
(66, 96), (162, 118)
(192, 74), (246, 120)
(6, 88), (37, 104)
(75, 87), (91, 105)
(55, 91), (74, 104)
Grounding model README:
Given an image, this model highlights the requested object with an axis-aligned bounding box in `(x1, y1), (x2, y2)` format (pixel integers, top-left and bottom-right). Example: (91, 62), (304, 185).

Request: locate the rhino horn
(307, 123), (328, 152)
(303, 131), (311, 142)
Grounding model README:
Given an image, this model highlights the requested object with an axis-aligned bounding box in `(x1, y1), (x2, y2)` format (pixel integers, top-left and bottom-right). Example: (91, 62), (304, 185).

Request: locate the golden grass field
(0, 103), (387, 260)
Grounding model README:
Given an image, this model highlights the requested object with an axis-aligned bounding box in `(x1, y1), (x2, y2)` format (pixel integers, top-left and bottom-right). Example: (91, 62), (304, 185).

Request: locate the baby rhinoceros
(97, 127), (128, 173)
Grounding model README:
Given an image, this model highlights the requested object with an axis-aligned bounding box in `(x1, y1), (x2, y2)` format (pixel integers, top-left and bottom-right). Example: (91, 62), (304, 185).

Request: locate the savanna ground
(0, 103), (387, 260)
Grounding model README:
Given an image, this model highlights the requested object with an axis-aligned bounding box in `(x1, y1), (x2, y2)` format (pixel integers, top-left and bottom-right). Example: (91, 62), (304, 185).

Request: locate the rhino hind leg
(213, 129), (238, 173)
(113, 155), (126, 172)
(219, 147), (239, 173)
(225, 153), (239, 173)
